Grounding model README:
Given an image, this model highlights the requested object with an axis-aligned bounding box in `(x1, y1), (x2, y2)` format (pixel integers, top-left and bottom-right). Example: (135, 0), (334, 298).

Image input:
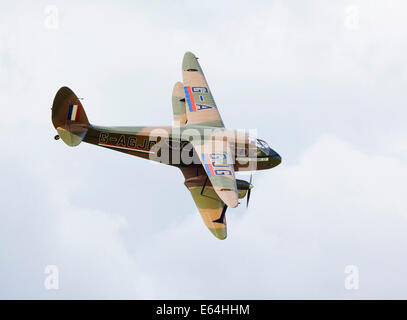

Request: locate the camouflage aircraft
(51, 52), (281, 240)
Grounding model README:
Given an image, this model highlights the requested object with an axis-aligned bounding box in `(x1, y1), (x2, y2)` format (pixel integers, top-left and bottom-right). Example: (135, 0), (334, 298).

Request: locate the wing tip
(172, 81), (184, 96)
(182, 51), (201, 72)
(209, 228), (227, 240)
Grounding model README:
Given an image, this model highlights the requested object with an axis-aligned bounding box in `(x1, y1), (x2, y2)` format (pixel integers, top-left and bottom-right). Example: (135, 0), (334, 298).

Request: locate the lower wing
(181, 167), (227, 240)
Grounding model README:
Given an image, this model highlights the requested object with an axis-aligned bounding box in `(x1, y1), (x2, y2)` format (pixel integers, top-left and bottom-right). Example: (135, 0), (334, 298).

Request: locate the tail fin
(52, 86), (89, 147)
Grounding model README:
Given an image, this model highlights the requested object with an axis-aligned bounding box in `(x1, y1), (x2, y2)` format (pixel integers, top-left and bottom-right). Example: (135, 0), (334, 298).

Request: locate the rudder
(52, 86), (89, 147)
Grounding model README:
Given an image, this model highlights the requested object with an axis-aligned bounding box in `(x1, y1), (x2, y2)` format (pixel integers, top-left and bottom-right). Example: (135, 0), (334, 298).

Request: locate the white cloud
(1, 130), (406, 298)
(129, 134), (407, 299)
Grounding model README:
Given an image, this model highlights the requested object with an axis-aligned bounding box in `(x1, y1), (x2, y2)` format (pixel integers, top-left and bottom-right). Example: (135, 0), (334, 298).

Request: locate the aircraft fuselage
(82, 124), (281, 171)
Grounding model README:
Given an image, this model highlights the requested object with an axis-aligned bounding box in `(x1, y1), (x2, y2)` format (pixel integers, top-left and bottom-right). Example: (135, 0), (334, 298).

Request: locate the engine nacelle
(236, 179), (252, 199)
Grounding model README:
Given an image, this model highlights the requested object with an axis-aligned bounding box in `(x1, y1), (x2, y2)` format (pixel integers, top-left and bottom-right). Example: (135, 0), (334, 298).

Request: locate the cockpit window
(256, 139), (271, 155)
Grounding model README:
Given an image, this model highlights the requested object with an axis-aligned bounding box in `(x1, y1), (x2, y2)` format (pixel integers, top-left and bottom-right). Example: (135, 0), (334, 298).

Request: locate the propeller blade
(246, 173), (253, 208)
(246, 189), (251, 208)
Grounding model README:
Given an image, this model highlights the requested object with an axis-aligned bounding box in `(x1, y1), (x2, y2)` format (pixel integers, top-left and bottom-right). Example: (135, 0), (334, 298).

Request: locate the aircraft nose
(269, 149), (282, 167)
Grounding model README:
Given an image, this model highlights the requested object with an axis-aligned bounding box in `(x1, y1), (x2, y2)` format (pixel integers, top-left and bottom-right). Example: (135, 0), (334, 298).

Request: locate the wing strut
(213, 204), (227, 223)
(200, 176), (209, 195)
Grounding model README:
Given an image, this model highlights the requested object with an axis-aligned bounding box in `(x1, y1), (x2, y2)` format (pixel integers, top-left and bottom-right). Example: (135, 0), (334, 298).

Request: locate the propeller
(246, 173), (253, 208)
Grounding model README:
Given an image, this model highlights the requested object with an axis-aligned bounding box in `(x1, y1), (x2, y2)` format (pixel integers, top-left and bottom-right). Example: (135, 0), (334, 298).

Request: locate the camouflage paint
(51, 52), (282, 240)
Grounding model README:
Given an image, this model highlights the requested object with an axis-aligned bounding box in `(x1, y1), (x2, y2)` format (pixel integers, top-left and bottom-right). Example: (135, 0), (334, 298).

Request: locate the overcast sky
(1, 0), (407, 299)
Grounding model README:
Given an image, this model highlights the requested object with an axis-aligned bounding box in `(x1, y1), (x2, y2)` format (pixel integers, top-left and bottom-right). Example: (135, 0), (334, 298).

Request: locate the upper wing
(191, 139), (239, 208)
(182, 52), (225, 128)
(181, 167), (227, 240)
(172, 82), (187, 126)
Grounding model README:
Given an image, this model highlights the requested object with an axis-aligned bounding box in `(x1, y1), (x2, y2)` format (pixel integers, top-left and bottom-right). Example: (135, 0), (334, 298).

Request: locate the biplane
(51, 52), (281, 239)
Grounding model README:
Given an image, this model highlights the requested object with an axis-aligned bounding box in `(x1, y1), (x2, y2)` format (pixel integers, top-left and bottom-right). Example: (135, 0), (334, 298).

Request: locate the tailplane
(52, 86), (89, 146)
